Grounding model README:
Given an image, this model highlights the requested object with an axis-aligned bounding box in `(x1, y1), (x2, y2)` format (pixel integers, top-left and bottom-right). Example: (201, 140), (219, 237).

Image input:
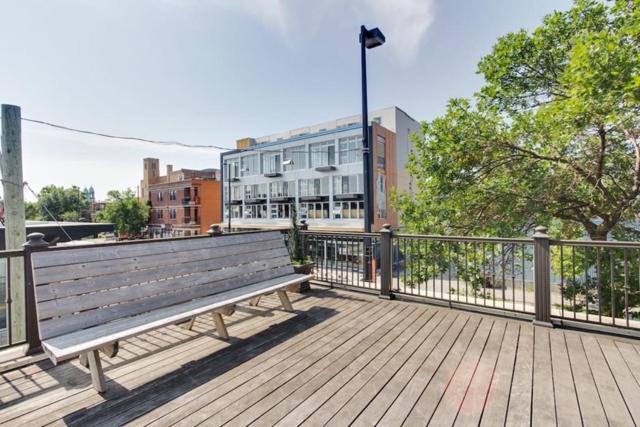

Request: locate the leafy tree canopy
(96, 189), (149, 236)
(29, 185), (90, 222)
(396, 0), (640, 240)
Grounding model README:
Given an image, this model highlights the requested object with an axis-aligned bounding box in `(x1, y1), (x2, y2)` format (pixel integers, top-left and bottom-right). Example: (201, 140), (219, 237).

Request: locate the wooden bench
(29, 231), (312, 392)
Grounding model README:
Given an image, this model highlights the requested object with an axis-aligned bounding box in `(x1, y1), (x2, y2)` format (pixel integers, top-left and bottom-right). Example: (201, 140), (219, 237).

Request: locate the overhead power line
(21, 117), (365, 155)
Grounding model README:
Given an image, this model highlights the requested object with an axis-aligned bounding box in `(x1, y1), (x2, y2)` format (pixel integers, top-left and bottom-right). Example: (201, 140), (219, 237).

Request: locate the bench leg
(249, 296), (261, 307)
(277, 290), (294, 312)
(185, 317), (196, 331)
(87, 350), (106, 393)
(211, 312), (229, 339)
(79, 352), (89, 368)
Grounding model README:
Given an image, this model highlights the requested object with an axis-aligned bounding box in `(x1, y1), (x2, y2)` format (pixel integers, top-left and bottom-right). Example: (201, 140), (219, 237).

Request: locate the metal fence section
(391, 233), (536, 314)
(551, 239), (640, 330)
(302, 231), (381, 291)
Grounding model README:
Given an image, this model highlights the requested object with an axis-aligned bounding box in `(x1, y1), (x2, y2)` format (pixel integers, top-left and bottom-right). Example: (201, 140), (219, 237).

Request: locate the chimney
(166, 164), (173, 182)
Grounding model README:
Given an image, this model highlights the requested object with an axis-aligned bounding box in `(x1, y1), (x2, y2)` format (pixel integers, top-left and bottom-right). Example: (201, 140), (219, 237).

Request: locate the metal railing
(300, 225), (640, 337)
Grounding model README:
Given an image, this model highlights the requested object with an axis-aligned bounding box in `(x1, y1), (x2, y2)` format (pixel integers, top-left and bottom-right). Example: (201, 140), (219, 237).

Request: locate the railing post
(23, 232), (49, 353)
(533, 226), (553, 327)
(299, 220), (308, 260)
(379, 224), (394, 300)
(208, 224), (223, 236)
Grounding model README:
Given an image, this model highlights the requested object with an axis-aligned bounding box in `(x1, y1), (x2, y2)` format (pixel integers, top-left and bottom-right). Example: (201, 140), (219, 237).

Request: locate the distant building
(220, 106), (420, 231)
(142, 159), (222, 237)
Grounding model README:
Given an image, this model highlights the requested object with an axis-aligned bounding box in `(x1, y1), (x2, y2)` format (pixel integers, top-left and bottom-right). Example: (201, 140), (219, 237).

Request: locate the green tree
(24, 202), (40, 220)
(36, 185), (90, 222)
(396, 0), (640, 241)
(96, 189), (149, 236)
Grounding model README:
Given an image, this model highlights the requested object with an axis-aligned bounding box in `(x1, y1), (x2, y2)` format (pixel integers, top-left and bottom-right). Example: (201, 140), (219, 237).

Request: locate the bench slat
(37, 255), (293, 319)
(35, 245), (289, 302)
(39, 264), (295, 339)
(33, 236), (283, 284)
(32, 231), (282, 268)
(42, 273), (312, 362)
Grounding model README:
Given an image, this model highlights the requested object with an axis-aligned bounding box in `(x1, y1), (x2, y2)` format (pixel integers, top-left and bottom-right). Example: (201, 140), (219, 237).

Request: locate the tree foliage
(396, 0), (640, 241)
(96, 189), (149, 236)
(30, 185), (90, 222)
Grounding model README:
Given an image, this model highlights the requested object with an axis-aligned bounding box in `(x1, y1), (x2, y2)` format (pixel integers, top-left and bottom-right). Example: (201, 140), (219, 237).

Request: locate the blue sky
(0, 0), (572, 200)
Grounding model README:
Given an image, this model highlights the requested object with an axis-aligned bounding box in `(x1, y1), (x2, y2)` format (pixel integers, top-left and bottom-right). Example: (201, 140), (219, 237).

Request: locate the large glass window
(226, 158), (240, 179)
(270, 203), (291, 219)
(244, 183), (268, 199)
(224, 205), (243, 219)
(376, 135), (386, 169)
(299, 177), (329, 197)
(283, 145), (306, 170)
(333, 174), (364, 195)
(269, 181), (296, 198)
(333, 201), (364, 219)
(309, 140), (335, 168)
(244, 204), (268, 219)
(338, 135), (362, 164)
(241, 154), (260, 176)
(262, 152), (281, 174)
(223, 185), (243, 201)
(299, 202), (330, 219)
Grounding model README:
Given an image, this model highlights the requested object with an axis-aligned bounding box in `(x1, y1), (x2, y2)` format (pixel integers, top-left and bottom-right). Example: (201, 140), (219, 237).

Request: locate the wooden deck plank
(401, 317), (489, 425)
(531, 327), (556, 426)
(479, 322), (519, 426)
(549, 330), (582, 427)
(305, 311), (460, 427)
(429, 319), (503, 426)
(256, 307), (440, 426)
(61, 295), (377, 427)
(453, 320), (507, 426)
(504, 323), (533, 426)
(237, 307), (433, 426)
(564, 332), (608, 426)
(340, 313), (467, 427)
(581, 335), (634, 426)
(176, 304), (412, 426)
(1, 292), (349, 425)
(276, 310), (450, 427)
(0, 287), (638, 427)
(598, 336), (640, 425)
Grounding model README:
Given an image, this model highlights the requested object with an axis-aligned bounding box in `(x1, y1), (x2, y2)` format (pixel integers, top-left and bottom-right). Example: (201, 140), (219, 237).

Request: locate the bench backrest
(30, 231), (292, 340)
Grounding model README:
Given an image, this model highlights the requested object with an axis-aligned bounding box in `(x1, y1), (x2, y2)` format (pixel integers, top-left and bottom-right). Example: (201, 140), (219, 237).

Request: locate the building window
(299, 202), (330, 219)
(157, 191), (163, 202)
(244, 183), (268, 199)
(377, 135), (386, 169)
(156, 209), (164, 219)
(262, 153), (281, 174)
(333, 201), (364, 219)
(224, 205), (243, 219)
(309, 140), (335, 168)
(169, 190), (177, 201)
(299, 177), (329, 197)
(241, 154), (260, 176)
(333, 174), (364, 195)
(244, 204), (268, 219)
(269, 181), (296, 198)
(283, 145), (306, 170)
(338, 135), (362, 164)
(169, 208), (177, 219)
(270, 203), (291, 219)
(226, 158), (240, 179)
(376, 175), (386, 219)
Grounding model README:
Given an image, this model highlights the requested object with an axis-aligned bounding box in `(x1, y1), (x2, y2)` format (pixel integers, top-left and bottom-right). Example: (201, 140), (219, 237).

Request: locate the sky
(0, 0), (573, 201)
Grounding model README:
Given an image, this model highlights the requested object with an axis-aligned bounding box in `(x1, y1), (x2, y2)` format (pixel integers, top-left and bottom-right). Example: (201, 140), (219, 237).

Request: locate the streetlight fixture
(359, 25), (385, 234)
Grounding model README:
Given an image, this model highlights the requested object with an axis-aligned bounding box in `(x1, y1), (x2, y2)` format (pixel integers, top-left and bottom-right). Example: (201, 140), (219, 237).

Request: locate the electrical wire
(21, 117), (366, 155)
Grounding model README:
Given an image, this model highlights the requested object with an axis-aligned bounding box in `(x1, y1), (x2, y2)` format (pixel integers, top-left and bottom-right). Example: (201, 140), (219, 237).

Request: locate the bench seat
(42, 273), (311, 363)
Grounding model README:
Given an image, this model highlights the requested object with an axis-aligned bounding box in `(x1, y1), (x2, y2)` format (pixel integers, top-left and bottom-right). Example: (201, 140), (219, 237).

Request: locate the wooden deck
(1, 286), (640, 426)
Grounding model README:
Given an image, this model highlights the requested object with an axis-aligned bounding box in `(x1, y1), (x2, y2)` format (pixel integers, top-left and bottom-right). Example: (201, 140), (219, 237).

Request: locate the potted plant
(287, 204), (313, 292)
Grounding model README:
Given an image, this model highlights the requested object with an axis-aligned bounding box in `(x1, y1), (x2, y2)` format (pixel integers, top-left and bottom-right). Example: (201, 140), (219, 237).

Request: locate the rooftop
(2, 287), (638, 425)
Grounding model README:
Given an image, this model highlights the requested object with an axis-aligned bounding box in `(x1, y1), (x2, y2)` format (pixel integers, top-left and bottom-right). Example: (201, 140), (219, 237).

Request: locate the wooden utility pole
(1, 104), (27, 341)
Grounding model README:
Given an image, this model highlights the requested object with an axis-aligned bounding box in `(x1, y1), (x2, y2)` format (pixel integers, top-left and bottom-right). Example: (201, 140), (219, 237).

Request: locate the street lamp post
(225, 162), (232, 232)
(359, 25), (385, 282)
(359, 25), (385, 234)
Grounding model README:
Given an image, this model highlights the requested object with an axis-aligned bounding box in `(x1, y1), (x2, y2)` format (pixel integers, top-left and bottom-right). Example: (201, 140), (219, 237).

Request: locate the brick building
(141, 158), (221, 237)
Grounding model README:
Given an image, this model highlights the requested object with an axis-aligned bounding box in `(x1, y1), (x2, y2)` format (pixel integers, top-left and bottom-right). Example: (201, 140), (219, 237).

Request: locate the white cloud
(210, 0), (436, 63)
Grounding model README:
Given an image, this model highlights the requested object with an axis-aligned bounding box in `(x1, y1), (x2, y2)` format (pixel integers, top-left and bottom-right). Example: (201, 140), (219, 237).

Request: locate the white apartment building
(220, 106), (420, 231)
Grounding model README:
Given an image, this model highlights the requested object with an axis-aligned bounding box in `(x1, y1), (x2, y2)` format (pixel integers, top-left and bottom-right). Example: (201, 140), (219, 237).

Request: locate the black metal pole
(226, 162), (232, 232)
(360, 25), (372, 234)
